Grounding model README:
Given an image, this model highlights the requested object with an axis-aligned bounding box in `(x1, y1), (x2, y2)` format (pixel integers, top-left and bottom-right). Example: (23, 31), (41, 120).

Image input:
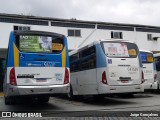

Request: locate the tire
(67, 85), (75, 100)
(93, 95), (105, 100)
(39, 96), (49, 103)
(4, 96), (16, 105)
(118, 93), (134, 98)
(4, 97), (10, 105)
(157, 83), (160, 93)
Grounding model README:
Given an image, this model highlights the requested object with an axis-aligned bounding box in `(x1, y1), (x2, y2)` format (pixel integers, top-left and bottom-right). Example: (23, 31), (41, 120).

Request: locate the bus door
(77, 46), (97, 94)
(102, 42), (141, 86)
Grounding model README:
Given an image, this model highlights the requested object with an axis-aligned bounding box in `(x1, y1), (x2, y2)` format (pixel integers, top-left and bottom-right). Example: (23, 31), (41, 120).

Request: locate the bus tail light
(9, 68), (17, 86)
(154, 74), (157, 82)
(141, 71), (145, 84)
(102, 71), (108, 84)
(64, 68), (69, 84)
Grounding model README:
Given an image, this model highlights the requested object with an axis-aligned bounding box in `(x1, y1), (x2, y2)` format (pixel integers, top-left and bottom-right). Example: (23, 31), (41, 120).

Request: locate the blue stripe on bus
(7, 32), (15, 67)
(96, 44), (106, 68)
(18, 52), (62, 67)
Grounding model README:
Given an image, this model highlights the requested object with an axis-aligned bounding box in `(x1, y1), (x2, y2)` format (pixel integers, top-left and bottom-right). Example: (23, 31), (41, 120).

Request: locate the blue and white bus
(3, 31), (70, 105)
(69, 40), (144, 99)
(140, 50), (157, 91)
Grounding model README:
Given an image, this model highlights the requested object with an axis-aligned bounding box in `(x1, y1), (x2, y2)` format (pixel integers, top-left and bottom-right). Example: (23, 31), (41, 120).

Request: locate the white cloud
(0, 0), (160, 26)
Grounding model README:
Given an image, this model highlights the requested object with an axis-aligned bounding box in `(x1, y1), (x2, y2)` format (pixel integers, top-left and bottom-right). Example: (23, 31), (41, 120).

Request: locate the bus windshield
(16, 35), (64, 53)
(140, 52), (154, 63)
(102, 42), (138, 58)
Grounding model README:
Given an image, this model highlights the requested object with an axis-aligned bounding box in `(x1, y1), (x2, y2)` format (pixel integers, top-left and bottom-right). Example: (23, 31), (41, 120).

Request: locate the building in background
(1, 13), (160, 91)
(0, 13), (160, 57)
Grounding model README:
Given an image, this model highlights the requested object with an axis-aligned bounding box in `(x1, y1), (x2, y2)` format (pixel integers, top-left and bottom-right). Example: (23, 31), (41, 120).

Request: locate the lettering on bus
(44, 62), (55, 67)
(143, 70), (153, 74)
(20, 36), (30, 40)
(127, 67), (139, 74)
(52, 43), (63, 51)
(127, 67), (139, 72)
(128, 49), (136, 56)
(17, 73), (40, 78)
(55, 73), (63, 81)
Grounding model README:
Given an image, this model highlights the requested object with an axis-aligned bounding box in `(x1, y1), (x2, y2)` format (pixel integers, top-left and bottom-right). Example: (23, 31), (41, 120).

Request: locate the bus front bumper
(5, 84), (70, 97)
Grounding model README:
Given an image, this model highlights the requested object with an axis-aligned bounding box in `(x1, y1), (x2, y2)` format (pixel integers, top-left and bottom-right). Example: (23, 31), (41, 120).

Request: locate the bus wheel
(157, 83), (160, 93)
(4, 97), (10, 105)
(93, 95), (105, 101)
(119, 93), (134, 98)
(67, 85), (74, 100)
(4, 96), (16, 105)
(39, 96), (49, 103)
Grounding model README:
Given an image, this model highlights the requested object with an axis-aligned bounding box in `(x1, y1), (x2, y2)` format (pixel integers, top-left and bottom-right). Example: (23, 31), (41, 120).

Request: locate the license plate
(36, 78), (47, 82)
(121, 80), (128, 83)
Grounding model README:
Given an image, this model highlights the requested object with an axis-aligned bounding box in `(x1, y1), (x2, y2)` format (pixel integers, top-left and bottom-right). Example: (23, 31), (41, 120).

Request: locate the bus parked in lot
(3, 31), (70, 105)
(154, 53), (160, 91)
(69, 40), (144, 99)
(140, 50), (157, 91)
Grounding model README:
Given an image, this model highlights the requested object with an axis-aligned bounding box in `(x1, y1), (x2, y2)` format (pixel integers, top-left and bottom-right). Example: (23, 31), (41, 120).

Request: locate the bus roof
(154, 53), (160, 57)
(139, 49), (153, 54)
(12, 30), (64, 38)
(100, 39), (135, 44)
(69, 39), (137, 56)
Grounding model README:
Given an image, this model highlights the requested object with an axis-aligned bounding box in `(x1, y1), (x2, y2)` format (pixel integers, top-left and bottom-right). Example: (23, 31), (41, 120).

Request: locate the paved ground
(0, 93), (160, 119)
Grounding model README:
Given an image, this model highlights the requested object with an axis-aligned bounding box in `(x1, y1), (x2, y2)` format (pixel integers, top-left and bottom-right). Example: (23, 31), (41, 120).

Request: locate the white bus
(154, 53), (160, 91)
(140, 50), (157, 91)
(68, 40), (144, 99)
(3, 31), (70, 105)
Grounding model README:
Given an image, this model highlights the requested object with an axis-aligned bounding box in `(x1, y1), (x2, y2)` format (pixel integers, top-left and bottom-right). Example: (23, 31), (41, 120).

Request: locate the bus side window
(70, 53), (79, 72)
(155, 57), (160, 71)
(79, 46), (96, 71)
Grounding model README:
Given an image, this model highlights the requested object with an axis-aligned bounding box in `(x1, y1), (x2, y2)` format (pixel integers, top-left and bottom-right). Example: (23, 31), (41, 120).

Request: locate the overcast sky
(0, 0), (160, 26)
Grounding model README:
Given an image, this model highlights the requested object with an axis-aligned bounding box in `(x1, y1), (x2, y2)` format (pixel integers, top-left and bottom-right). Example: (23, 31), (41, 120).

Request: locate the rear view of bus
(140, 50), (157, 91)
(99, 40), (144, 94)
(3, 31), (70, 105)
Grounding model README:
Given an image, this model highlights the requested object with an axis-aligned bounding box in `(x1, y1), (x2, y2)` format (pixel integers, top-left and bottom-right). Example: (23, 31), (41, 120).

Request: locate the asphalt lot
(0, 93), (160, 119)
